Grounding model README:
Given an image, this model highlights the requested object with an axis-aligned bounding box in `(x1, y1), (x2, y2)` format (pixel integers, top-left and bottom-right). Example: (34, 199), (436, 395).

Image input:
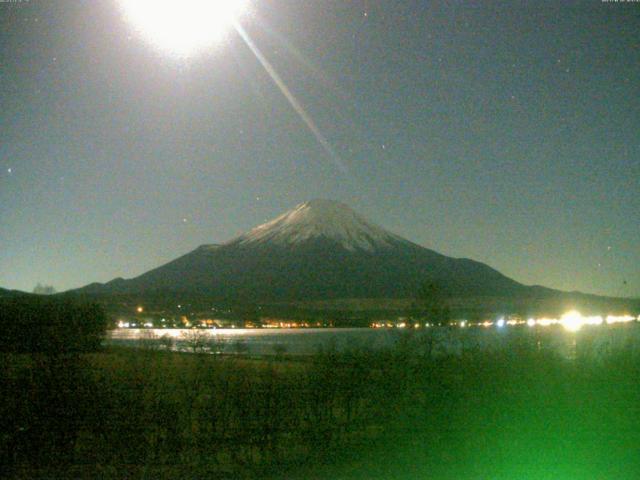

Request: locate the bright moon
(119, 0), (247, 56)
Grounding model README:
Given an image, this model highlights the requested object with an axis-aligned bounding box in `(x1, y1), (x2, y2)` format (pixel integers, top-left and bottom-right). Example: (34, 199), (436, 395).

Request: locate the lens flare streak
(233, 22), (347, 173)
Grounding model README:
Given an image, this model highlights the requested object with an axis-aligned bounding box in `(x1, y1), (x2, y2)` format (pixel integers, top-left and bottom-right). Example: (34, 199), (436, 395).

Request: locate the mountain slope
(0, 287), (30, 298)
(75, 199), (530, 301)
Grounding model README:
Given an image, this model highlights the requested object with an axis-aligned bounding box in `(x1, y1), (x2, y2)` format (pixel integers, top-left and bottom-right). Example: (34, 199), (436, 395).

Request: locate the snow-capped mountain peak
(74, 198), (531, 301)
(232, 199), (403, 252)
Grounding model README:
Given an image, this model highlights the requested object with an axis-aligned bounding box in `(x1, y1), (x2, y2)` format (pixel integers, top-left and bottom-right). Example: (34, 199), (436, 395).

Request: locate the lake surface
(107, 323), (640, 359)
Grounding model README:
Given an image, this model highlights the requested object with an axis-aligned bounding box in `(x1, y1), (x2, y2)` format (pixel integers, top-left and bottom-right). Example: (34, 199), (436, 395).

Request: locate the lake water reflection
(107, 323), (640, 359)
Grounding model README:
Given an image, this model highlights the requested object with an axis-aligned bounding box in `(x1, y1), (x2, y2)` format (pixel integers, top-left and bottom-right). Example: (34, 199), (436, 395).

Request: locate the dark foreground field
(2, 330), (640, 479)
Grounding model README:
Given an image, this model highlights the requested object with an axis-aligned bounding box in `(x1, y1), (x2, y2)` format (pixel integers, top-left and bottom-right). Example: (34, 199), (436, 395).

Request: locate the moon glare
(119, 0), (247, 56)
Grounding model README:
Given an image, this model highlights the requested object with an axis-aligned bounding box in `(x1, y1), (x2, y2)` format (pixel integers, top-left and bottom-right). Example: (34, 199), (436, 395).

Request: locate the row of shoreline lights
(477, 311), (637, 332)
(128, 310), (638, 332)
(383, 312), (638, 332)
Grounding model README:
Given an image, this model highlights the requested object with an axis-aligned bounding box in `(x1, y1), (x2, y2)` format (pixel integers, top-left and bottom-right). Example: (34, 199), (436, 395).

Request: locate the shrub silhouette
(0, 296), (108, 353)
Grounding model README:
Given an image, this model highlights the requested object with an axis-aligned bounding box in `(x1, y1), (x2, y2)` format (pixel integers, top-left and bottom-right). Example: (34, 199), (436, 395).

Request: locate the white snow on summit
(233, 199), (403, 251)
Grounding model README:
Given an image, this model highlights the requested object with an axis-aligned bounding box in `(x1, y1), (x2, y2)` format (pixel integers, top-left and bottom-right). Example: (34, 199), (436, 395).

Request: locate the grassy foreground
(1, 329), (640, 479)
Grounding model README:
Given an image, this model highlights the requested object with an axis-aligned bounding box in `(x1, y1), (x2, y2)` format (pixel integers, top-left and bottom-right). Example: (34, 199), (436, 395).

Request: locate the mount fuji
(75, 199), (531, 301)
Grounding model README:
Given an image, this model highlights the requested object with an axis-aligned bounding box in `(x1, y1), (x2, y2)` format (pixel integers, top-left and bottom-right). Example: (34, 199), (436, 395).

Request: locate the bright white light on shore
(496, 318), (505, 328)
(561, 311), (583, 332)
(527, 318), (536, 327)
(560, 311), (606, 332)
(119, 0), (247, 56)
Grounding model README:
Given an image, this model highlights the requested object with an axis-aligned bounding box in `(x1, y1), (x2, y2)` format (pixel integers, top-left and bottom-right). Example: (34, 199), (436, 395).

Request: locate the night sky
(1, 1), (638, 297)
